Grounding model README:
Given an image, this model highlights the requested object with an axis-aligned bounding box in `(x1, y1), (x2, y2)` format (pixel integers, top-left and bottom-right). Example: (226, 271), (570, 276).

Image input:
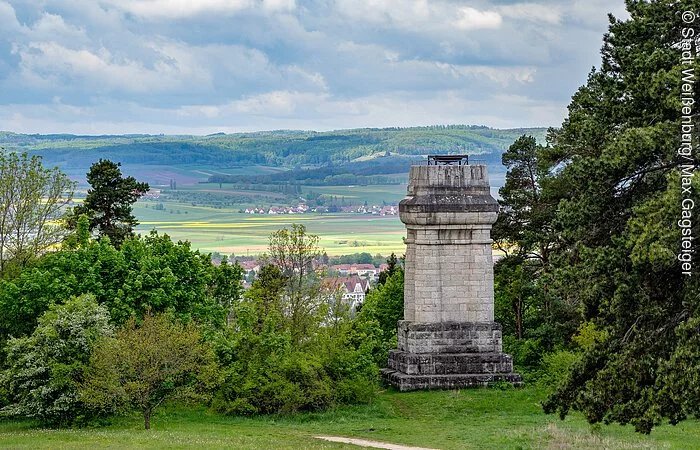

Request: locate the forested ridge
(0, 126), (546, 169)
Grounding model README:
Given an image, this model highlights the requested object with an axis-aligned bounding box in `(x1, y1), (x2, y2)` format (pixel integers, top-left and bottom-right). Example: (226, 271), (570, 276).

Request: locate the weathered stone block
(387, 350), (516, 375)
(397, 321), (503, 354)
(385, 163), (520, 390)
(381, 369), (522, 391)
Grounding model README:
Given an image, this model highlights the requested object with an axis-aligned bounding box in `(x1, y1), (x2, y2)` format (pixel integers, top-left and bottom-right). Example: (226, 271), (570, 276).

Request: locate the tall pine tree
(541, 0), (700, 433)
(70, 160), (149, 247)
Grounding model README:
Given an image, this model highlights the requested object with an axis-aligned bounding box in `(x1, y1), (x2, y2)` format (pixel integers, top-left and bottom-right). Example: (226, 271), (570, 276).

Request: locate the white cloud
(169, 86), (561, 130)
(567, 0), (628, 28)
(229, 90), (300, 115)
(453, 7), (502, 30)
(0, 86), (566, 135)
(178, 90), (319, 118)
(286, 66), (328, 91)
(434, 62), (536, 85)
(100, 0), (296, 19)
(13, 41), (211, 93)
(27, 13), (88, 41)
(0, 1), (23, 34)
(0, 0), (627, 134)
(337, 41), (400, 63)
(497, 3), (562, 25)
(334, 0), (502, 32)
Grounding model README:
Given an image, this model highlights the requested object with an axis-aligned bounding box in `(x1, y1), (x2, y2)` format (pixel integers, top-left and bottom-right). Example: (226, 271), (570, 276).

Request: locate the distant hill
(0, 126), (548, 187)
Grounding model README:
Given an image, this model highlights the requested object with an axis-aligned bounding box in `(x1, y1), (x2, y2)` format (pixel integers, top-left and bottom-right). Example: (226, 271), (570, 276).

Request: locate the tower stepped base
(383, 321), (521, 391)
(381, 369), (522, 391)
(388, 350), (516, 375)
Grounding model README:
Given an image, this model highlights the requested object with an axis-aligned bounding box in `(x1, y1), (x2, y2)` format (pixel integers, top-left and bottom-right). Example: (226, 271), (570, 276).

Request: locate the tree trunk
(144, 408), (151, 430)
(514, 296), (523, 340)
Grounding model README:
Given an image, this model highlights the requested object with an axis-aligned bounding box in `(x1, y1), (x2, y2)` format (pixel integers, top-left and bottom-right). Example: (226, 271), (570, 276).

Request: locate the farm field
(0, 387), (697, 449)
(133, 202), (407, 256)
(301, 184), (408, 206)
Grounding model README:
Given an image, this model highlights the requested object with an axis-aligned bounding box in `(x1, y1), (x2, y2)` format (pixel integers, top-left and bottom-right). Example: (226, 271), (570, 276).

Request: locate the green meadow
(1, 387), (697, 449)
(133, 202), (407, 256)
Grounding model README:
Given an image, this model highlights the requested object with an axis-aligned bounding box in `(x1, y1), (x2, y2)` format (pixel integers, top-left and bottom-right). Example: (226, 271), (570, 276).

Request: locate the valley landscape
(1, 126), (542, 256)
(0, 0), (697, 448)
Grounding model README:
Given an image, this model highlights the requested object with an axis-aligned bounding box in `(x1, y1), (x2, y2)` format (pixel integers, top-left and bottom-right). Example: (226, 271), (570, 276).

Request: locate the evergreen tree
(492, 135), (568, 345)
(377, 253), (401, 286)
(70, 160), (149, 247)
(493, 135), (556, 265)
(541, 0), (700, 433)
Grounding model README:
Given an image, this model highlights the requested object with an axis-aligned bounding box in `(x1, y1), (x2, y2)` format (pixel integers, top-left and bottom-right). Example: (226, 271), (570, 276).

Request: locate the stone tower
(382, 156), (521, 390)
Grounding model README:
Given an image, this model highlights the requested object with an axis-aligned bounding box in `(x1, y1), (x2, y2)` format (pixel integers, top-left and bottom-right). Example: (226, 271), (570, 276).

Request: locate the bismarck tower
(382, 155), (521, 390)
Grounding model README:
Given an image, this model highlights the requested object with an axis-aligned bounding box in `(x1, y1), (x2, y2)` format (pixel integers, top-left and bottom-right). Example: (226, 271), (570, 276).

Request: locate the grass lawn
(1, 387), (696, 449)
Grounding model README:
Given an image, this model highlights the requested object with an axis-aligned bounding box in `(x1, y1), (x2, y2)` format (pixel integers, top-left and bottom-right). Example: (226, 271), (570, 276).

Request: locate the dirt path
(313, 436), (437, 449)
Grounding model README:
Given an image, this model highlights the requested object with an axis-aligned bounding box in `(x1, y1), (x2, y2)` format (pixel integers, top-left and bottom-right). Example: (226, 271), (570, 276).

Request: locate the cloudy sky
(0, 0), (627, 135)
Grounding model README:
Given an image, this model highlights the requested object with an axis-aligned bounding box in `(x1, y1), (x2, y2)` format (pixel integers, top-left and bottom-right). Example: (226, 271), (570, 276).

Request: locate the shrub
(503, 336), (545, 376)
(1, 294), (112, 426)
(537, 350), (581, 389)
(211, 297), (379, 416)
(81, 312), (215, 430)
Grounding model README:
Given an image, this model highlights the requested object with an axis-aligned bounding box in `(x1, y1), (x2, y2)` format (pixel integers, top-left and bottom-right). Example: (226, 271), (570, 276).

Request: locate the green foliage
(243, 264), (287, 334)
(267, 224), (324, 347)
(211, 225), (379, 415)
(0, 151), (75, 274)
(81, 312), (214, 429)
(69, 160), (149, 247)
(0, 127), (546, 214)
(207, 257), (245, 324)
(377, 252), (401, 286)
(538, 0), (700, 433)
(330, 252), (384, 266)
(487, 1), (700, 433)
(350, 261), (404, 368)
(212, 293), (378, 416)
(571, 321), (608, 350)
(495, 255), (579, 376)
(494, 256), (540, 340)
(493, 135), (556, 261)
(1, 294), (112, 426)
(2, 126), (546, 169)
(491, 133), (574, 374)
(503, 336), (545, 376)
(62, 214), (93, 250)
(537, 350), (580, 389)
(358, 269), (404, 343)
(0, 231), (237, 338)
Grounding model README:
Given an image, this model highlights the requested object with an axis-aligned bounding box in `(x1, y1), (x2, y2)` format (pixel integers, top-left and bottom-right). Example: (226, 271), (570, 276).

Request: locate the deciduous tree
(267, 224), (324, 347)
(1, 294), (112, 426)
(358, 269), (404, 343)
(0, 231), (234, 339)
(81, 312), (213, 430)
(0, 151), (74, 274)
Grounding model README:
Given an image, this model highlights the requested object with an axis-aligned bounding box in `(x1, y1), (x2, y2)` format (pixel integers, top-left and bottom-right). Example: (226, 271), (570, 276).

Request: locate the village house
(331, 263), (379, 279)
(322, 275), (370, 313)
(238, 260), (261, 278)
